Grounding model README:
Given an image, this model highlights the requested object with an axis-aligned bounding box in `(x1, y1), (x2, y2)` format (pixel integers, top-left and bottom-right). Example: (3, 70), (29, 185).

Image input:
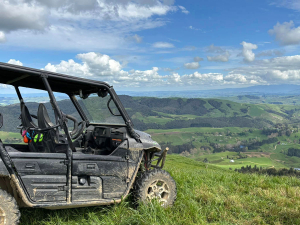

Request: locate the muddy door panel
(72, 154), (128, 200)
(8, 152), (67, 202)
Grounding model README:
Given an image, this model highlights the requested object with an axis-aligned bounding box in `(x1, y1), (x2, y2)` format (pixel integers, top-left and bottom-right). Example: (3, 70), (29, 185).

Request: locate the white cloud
(206, 44), (231, 62)
(224, 74), (248, 84)
(184, 62), (200, 69)
(42, 52), (255, 89)
(0, 1), (48, 33)
(0, 31), (5, 43)
(194, 56), (204, 62)
(45, 52), (122, 78)
(0, 0), (182, 50)
(272, 0), (300, 11)
(152, 42), (175, 48)
(132, 34), (143, 43)
(207, 52), (230, 62)
(228, 55), (300, 84)
(42, 52), (300, 89)
(256, 49), (285, 58)
(7, 59), (23, 66)
(189, 26), (200, 31)
(241, 41), (258, 62)
(206, 44), (226, 53)
(43, 52), (300, 89)
(269, 21), (300, 46)
(178, 5), (189, 14)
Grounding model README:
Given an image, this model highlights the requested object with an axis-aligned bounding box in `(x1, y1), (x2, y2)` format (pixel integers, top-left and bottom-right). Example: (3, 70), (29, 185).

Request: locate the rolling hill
(0, 95), (292, 132)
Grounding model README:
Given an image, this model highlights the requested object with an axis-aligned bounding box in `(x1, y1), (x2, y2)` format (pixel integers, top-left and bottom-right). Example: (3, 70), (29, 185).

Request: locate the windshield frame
(69, 87), (132, 127)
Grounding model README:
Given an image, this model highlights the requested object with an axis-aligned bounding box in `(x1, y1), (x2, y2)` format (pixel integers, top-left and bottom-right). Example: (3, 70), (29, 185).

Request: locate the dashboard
(81, 126), (126, 155)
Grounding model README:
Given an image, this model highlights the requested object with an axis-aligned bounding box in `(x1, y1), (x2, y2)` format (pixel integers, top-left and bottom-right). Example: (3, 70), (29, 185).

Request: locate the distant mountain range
(0, 84), (299, 99)
(118, 85), (300, 98)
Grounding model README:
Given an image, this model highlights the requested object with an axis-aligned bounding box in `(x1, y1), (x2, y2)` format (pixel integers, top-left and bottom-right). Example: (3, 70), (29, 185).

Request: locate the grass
(193, 151), (287, 170)
(19, 155), (300, 225)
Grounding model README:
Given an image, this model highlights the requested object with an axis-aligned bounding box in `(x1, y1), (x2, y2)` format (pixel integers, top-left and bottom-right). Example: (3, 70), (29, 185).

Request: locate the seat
(20, 103), (40, 152)
(37, 104), (68, 153)
(21, 103), (37, 129)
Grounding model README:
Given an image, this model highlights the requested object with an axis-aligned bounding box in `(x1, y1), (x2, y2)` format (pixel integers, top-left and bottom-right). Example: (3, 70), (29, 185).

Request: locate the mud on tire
(0, 189), (20, 225)
(134, 169), (177, 207)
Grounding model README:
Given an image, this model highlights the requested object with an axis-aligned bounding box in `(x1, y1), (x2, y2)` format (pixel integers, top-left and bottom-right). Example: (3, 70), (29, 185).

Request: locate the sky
(1, 0), (300, 92)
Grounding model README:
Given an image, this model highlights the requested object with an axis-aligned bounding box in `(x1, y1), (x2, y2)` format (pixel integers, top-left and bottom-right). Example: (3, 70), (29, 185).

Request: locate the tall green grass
(20, 155), (300, 225)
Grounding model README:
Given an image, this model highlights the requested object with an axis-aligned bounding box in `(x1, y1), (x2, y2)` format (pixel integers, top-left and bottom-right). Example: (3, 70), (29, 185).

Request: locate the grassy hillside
(2, 96), (300, 132)
(19, 155), (300, 225)
(220, 94), (300, 105)
(119, 96), (300, 131)
(147, 127), (300, 169)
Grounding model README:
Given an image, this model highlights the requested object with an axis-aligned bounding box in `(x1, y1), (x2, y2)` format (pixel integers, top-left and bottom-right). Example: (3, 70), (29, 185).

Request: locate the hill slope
(1, 96), (300, 132)
(19, 155), (300, 225)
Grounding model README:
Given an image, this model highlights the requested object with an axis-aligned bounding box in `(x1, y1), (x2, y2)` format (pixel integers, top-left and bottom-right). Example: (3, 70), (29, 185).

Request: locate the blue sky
(1, 0), (300, 91)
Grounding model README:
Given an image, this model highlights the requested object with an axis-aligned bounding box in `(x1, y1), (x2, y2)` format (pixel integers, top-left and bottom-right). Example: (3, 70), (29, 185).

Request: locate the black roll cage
(0, 62), (139, 204)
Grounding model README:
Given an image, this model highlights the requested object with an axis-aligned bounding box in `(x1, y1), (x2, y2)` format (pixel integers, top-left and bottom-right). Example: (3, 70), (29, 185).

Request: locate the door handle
(87, 164), (96, 170)
(25, 163), (35, 169)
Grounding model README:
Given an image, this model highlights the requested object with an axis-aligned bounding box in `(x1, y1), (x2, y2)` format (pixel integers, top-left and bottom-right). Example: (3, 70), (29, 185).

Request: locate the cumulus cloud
(269, 21), (300, 46)
(7, 59), (23, 66)
(45, 52), (122, 78)
(241, 41), (258, 62)
(0, 0), (182, 48)
(42, 51), (259, 88)
(0, 31), (5, 43)
(152, 42), (174, 48)
(207, 52), (230, 62)
(0, 1), (48, 33)
(184, 62), (200, 69)
(228, 55), (300, 84)
(8, 51), (300, 89)
(194, 56), (204, 62)
(178, 5), (189, 14)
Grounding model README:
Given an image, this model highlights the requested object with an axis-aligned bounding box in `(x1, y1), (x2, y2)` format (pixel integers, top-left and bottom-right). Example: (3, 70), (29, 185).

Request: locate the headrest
(37, 104), (54, 129)
(21, 103), (37, 129)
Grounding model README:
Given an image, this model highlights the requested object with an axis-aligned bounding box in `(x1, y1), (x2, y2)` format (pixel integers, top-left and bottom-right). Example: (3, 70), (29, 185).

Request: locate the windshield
(76, 93), (125, 125)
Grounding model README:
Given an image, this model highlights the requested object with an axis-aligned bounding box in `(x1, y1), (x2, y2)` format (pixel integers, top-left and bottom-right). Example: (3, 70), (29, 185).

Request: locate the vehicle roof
(0, 62), (111, 95)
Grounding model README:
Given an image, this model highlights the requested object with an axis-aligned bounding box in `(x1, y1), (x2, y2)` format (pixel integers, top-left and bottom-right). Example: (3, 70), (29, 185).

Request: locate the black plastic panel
(72, 176), (102, 201)
(72, 160), (127, 177)
(101, 176), (127, 199)
(21, 175), (67, 202)
(12, 158), (67, 176)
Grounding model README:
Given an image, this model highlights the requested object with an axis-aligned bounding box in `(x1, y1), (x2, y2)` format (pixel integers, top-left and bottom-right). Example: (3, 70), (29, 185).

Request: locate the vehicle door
(7, 146), (68, 203)
(71, 141), (129, 201)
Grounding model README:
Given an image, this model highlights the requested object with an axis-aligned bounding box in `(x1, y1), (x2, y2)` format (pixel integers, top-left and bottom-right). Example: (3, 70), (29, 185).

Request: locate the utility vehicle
(0, 62), (176, 225)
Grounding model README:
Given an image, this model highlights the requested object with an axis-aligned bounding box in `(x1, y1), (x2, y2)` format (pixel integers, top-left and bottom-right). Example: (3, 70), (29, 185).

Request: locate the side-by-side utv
(0, 62), (176, 225)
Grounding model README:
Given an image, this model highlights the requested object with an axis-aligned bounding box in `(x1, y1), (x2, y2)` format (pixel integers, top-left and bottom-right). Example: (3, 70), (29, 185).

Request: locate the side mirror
(0, 113), (3, 128)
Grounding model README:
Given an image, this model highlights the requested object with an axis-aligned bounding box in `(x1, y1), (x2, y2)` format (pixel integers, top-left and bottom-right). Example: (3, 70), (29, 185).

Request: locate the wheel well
(0, 176), (13, 195)
(0, 176), (27, 207)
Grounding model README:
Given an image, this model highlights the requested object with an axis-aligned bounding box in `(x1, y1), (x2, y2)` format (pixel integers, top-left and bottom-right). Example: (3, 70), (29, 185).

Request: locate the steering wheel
(63, 114), (86, 140)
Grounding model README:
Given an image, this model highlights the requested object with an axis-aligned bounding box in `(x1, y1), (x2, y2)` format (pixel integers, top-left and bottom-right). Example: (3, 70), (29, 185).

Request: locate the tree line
(235, 165), (300, 177)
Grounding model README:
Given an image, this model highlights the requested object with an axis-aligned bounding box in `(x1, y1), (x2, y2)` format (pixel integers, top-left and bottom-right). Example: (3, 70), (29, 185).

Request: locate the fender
(134, 130), (161, 152)
(0, 157), (9, 176)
